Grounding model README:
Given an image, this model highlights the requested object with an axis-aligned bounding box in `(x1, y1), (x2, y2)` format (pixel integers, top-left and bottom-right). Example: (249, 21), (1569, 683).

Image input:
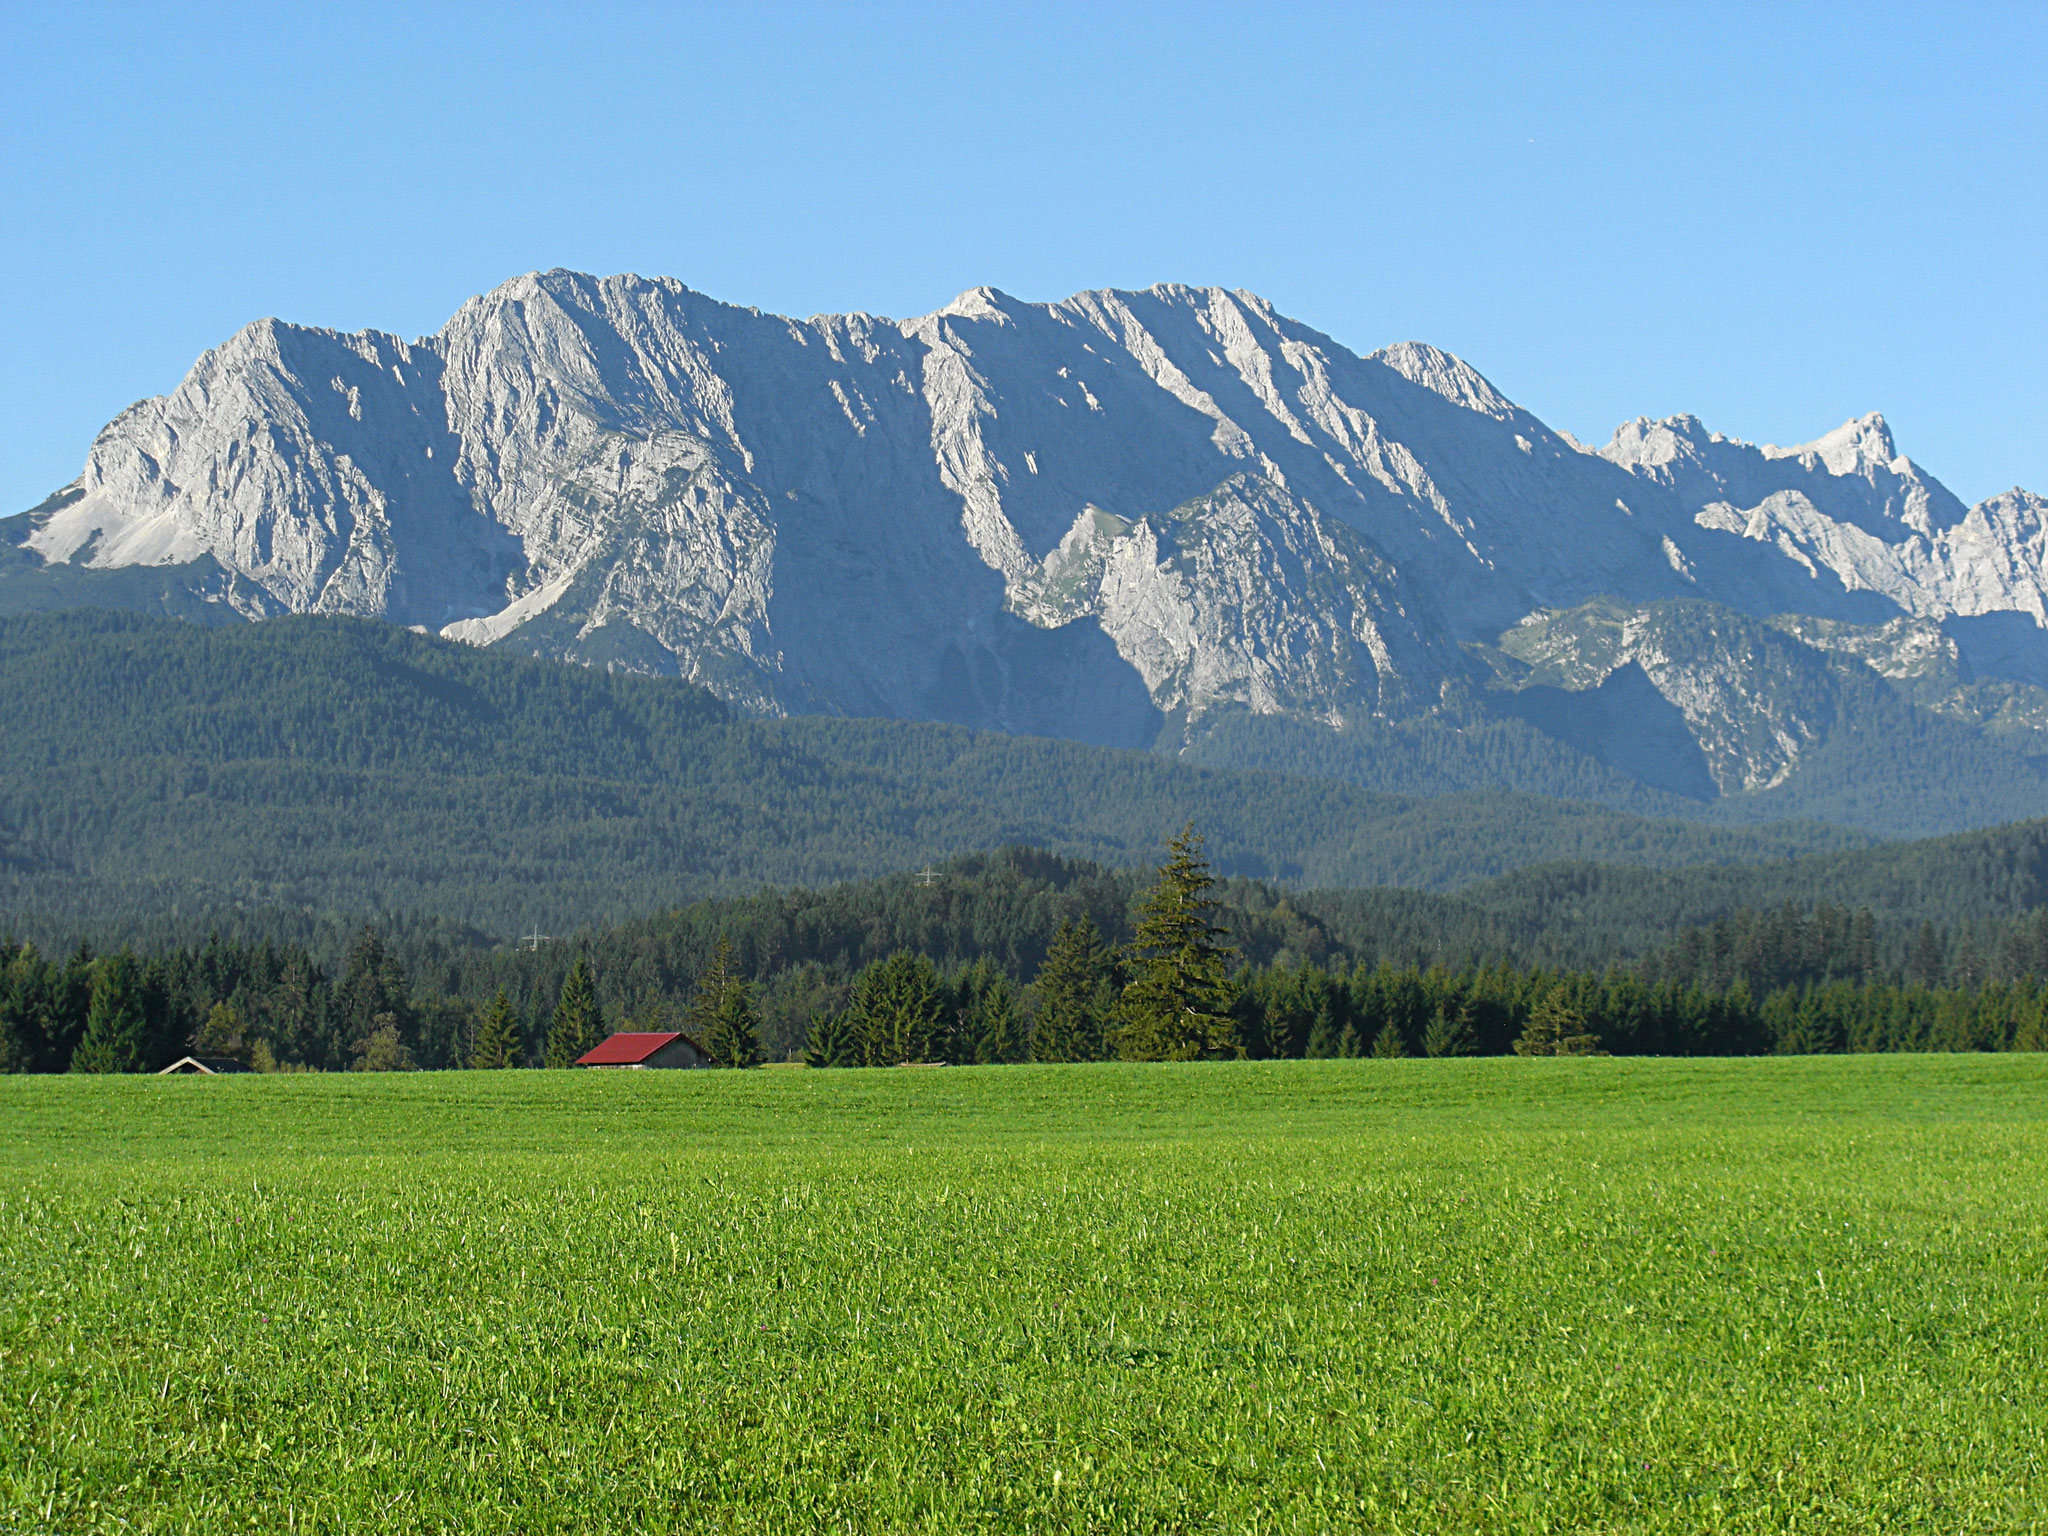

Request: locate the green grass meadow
(2, 1057), (2044, 1532)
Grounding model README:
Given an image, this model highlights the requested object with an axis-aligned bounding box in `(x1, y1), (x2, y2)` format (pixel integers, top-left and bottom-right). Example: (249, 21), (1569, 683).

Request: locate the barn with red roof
(575, 1031), (709, 1069)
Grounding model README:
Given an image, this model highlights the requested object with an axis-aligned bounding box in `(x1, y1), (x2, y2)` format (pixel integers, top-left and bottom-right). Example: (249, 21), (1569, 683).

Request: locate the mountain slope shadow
(1945, 611), (2048, 690)
(923, 611), (1165, 751)
(1496, 662), (1718, 800)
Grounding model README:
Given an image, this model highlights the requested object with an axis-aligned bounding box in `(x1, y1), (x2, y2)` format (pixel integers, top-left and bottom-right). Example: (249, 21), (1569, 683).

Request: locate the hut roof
(577, 1032), (693, 1067)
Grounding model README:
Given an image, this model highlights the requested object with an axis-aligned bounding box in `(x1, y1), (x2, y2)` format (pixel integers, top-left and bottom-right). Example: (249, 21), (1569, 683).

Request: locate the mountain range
(7, 271), (2045, 834)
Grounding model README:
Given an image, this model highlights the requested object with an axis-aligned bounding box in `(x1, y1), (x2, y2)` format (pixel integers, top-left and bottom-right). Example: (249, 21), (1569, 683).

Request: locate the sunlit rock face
(12, 269), (2045, 783)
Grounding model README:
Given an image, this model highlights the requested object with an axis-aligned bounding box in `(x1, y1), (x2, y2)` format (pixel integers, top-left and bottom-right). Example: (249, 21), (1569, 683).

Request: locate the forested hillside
(0, 611), (1868, 937)
(1455, 817), (2048, 949)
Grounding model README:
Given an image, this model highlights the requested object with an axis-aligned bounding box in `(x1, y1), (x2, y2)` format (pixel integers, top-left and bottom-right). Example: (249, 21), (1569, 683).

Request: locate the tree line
(6, 827), (2046, 1072)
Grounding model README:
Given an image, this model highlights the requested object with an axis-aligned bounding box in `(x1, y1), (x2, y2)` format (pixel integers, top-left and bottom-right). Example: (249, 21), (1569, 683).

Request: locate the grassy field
(1, 1057), (2044, 1533)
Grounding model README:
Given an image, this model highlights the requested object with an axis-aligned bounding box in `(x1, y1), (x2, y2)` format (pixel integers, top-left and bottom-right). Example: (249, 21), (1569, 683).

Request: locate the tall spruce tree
(1029, 916), (1118, 1062)
(973, 975), (1022, 1064)
(70, 954), (147, 1073)
(693, 937), (761, 1068)
(1304, 1009), (1342, 1059)
(1113, 825), (1240, 1062)
(545, 955), (601, 1067)
(684, 936), (733, 1048)
(845, 951), (945, 1065)
(803, 1010), (861, 1067)
(1423, 1000), (1478, 1058)
(471, 988), (521, 1069)
(706, 984), (763, 1068)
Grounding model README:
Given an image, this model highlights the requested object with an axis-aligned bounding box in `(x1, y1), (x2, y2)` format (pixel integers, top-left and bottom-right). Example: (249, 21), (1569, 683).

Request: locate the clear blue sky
(3, 1), (2042, 512)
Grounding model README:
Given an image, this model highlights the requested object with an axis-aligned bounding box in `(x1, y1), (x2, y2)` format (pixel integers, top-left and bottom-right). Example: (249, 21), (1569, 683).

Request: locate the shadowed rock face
(9, 269), (2046, 803)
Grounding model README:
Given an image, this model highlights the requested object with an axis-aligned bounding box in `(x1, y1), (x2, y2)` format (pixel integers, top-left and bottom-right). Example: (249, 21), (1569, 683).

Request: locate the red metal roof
(577, 1031), (688, 1066)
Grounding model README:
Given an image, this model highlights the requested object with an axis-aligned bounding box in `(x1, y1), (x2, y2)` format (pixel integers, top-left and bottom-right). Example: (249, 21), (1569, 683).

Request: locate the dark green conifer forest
(4, 608), (2048, 1075)
(7, 837), (2047, 1074)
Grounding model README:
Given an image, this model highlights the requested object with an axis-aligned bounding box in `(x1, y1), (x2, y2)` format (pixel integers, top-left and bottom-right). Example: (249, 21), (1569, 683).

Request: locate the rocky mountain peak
(1795, 411), (1899, 477)
(1598, 413), (1719, 474)
(1369, 342), (1518, 421)
(936, 285), (1016, 322)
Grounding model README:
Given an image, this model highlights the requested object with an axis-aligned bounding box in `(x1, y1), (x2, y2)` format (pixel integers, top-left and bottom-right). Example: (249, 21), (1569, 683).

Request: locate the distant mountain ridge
(7, 270), (2045, 829)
